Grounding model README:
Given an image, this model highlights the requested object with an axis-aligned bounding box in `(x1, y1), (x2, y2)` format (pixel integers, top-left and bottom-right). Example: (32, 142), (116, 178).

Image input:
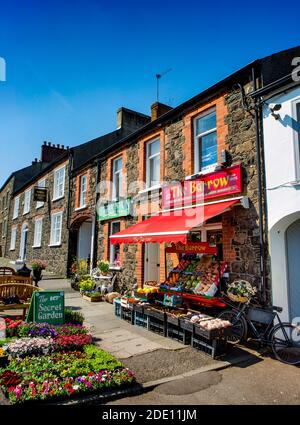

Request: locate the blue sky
(0, 0), (300, 185)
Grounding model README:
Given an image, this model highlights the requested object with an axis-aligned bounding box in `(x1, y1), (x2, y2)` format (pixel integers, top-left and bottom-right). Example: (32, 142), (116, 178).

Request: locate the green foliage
(64, 308), (85, 325)
(79, 278), (94, 292)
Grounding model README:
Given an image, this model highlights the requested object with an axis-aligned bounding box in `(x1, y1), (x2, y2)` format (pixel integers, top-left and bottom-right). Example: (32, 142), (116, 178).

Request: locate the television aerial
(155, 68), (172, 102)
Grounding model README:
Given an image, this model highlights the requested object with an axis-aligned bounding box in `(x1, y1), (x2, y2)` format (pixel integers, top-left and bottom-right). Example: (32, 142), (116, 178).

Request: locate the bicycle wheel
(270, 323), (300, 365)
(218, 309), (247, 344)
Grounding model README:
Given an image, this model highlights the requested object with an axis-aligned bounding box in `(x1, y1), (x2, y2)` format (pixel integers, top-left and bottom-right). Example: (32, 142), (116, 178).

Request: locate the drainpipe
(66, 149), (74, 276)
(252, 66), (267, 305)
(91, 158), (101, 269)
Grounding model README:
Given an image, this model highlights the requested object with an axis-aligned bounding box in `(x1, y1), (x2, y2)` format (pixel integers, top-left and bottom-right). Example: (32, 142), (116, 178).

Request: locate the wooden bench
(0, 284), (41, 319)
(0, 267), (16, 276)
(0, 275), (33, 285)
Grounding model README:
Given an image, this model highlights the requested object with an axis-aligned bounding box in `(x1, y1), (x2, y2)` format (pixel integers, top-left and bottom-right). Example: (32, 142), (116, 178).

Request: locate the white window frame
(292, 99), (300, 181)
(194, 109), (217, 174)
(79, 175), (87, 208)
(109, 221), (121, 265)
(23, 188), (31, 215)
(49, 212), (63, 246)
(33, 217), (43, 248)
(112, 157), (123, 201)
(36, 179), (46, 209)
(53, 166), (65, 201)
(146, 138), (160, 189)
(10, 227), (17, 251)
(13, 196), (20, 219)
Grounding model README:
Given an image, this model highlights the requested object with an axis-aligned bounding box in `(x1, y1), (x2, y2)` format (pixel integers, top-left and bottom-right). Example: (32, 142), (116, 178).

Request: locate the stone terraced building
(1, 45), (299, 306)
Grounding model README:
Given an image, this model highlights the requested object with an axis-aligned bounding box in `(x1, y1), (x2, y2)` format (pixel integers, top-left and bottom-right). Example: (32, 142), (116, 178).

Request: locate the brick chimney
(117, 108), (150, 134)
(151, 102), (173, 121)
(41, 141), (68, 163)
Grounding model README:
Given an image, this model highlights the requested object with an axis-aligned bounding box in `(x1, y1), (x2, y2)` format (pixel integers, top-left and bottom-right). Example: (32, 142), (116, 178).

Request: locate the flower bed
(0, 318), (136, 404)
(0, 345), (134, 404)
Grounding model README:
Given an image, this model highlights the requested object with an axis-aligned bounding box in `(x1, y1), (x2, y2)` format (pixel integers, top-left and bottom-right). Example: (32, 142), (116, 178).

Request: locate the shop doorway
(286, 219), (300, 321)
(19, 224), (28, 261)
(77, 221), (93, 262)
(144, 243), (160, 283)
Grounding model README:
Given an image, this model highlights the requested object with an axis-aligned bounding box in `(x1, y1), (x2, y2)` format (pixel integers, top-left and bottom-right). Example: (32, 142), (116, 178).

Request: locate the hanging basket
(227, 293), (249, 304)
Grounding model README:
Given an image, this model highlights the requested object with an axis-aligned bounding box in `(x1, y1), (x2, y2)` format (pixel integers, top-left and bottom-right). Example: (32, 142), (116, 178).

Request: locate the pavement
(2, 274), (300, 404)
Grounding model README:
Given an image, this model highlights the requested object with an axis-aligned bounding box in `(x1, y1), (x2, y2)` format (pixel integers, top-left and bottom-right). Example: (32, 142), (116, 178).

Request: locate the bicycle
(218, 295), (300, 365)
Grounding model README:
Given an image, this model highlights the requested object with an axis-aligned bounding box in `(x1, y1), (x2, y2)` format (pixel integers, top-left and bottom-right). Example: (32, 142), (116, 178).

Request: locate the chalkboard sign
(26, 290), (65, 325)
(33, 187), (47, 203)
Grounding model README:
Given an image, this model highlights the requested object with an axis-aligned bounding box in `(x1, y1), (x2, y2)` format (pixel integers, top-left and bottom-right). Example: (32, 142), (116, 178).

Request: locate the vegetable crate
(146, 308), (166, 336)
(191, 327), (228, 358)
(166, 315), (191, 345)
(120, 305), (135, 325)
(114, 299), (121, 318)
(133, 305), (149, 329)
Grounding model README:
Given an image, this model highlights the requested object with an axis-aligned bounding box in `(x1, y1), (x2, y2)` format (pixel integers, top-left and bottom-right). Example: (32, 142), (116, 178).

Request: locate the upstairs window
(79, 175), (87, 208)
(33, 217), (43, 248)
(2, 219), (7, 238)
(23, 189), (31, 215)
(146, 138), (160, 188)
(50, 212), (63, 246)
(13, 196), (20, 219)
(36, 179), (46, 209)
(112, 157), (123, 201)
(53, 166), (65, 200)
(194, 111), (217, 173)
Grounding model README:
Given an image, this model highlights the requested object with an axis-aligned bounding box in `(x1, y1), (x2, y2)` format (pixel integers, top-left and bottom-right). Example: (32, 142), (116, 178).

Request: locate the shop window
(112, 157), (123, 200)
(36, 179), (46, 209)
(33, 218), (43, 248)
(146, 138), (160, 188)
(207, 229), (223, 260)
(23, 189), (31, 215)
(10, 227), (17, 251)
(194, 111), (217, 173)
(53, 166), (65, 200)
(13, 196), (20, 219)
(50, 212), (63, 246)
(109, 221), (121, 265)
(79, 175), (87, 207)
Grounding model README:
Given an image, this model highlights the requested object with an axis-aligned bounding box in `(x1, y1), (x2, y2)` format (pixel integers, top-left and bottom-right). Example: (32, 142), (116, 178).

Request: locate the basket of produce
(227, 280), (257, 304)
(193, 316), (232, 339)
(179, 315), (194, 332)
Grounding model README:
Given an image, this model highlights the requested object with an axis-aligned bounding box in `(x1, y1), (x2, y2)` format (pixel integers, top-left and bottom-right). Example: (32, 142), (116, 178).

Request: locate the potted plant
(31, 259), (47, 287)
(98, 260), (110, 276)
(79, 277), (95, 294)
(227, 280), (257, 303)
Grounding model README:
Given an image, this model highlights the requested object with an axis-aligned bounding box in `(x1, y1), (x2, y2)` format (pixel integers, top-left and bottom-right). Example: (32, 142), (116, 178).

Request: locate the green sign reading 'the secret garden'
(26, 290), (65, 325)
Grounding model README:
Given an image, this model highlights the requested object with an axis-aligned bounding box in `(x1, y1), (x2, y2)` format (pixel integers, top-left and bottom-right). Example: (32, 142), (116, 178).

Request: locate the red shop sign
(162, 164), (242, 209)
(166, 242), (217, 255)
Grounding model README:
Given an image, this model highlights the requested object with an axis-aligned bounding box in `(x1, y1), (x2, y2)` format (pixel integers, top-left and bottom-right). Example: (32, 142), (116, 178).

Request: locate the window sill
(138, 185), (161, 195)
(52, 195), (64, 202)
(32, 245), (42, 249)
(75, 205), (87, 211)
(12, 217), (18, 220)
(48, 243), (62, 248)
(185, 166), (218, 180)
(36, 204), (44, 210)
(9, 248), (15, 251)
(23, 212), (30, 216)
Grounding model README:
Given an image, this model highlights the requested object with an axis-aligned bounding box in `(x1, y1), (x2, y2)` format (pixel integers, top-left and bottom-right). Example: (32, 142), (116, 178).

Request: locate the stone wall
(0, 177), (14, 258)
(5, 160), (70, 277)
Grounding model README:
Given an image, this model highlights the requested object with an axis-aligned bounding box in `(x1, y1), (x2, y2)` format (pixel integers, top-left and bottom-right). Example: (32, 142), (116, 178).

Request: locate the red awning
(110, 199), (240, 244)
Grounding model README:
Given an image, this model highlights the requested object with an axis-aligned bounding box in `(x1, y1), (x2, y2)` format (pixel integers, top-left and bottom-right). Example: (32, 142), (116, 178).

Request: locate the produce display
(162, 255), (227, 297)
(189, 314), (231, 330)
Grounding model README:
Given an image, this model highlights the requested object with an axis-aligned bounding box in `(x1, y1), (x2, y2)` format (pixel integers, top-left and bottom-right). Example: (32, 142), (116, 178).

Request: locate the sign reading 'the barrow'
(162, 164), (242, 209)
(26, 291), (65, 325)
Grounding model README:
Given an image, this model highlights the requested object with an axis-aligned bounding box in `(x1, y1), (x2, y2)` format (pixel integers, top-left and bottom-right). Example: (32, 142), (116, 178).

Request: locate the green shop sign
(26, 290), (65, 325)
(98, 198), (132, 221)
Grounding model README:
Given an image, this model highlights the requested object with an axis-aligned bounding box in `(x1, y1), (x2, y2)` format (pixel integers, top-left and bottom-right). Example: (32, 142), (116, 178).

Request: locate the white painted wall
(263, 86), (300, 321)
